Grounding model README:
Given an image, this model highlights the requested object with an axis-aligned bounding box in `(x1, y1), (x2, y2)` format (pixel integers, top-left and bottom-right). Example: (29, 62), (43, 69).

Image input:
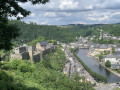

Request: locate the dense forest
(9, 20), (120, 45)
(0, 45), (94, 90)
(9, 20), (79, 44)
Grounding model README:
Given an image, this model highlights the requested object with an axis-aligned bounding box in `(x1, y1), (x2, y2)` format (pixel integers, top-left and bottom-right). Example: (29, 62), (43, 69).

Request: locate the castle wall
(19, 47), (26, 53)
(21, 52), (30, 60)
(33, 54), (40, 63)
(36, 43), (45, 51)
(13, 46), (26, 54)
(10, 53), (22, 60)
(11, 43), (57, 63)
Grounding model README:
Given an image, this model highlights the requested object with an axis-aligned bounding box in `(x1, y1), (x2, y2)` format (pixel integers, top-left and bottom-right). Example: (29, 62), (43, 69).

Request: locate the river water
(77, 49), (120, 83)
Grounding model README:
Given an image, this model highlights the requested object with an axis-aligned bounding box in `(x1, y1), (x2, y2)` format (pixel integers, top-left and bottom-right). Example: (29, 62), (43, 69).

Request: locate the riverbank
(63, 47), (96, 84)
(71, 48), (108, 83)
(77, 48), (120, 83)
(88, 53), (120, 78)
(100, 62), (120, 77)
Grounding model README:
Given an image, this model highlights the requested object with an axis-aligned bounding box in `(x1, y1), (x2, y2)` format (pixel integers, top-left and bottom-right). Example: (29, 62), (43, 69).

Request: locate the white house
(103, 55), (120, 64)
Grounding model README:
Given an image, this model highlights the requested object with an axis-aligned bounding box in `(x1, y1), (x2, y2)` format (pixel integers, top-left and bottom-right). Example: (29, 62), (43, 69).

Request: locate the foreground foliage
(0, 46), (94, 90)
(0, 0), (49, 50)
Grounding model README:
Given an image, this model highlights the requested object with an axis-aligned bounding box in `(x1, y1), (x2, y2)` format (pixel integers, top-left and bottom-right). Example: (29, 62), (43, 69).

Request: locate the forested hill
(66, 24), (120, 36)
(10, 20), (120, 44)
(9, 20), (80, 44)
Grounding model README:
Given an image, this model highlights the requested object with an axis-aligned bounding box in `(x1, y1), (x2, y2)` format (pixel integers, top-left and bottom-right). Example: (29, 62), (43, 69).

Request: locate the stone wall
(21, 52), (30, 60)
(43, 47), (54, 55)
(33, 53), (40, 63)
(10, 44), (57, 63)
(10, 53), (22, 60)
(19, 47), (26, 53)
(36, 43), (45, 51)
(13, 46), (26, 54)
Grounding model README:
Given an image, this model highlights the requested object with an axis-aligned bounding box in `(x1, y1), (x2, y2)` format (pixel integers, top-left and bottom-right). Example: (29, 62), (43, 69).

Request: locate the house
(95, 44), (111, 52)
(89, 44), (113, 57)
(118, 37), (120, 41)
(112, 36), (118, 40)
(36, 41), (49, 51)
(78, 39), (84, 46)
(103, 54), (120, 65)
(111, 64), (120, 69)
(103, 54), (120, 69)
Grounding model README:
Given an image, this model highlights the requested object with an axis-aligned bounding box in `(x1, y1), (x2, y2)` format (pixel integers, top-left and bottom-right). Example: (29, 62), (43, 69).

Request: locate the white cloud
(17, 13), (24, 17)
(44, 12), (57, 17)
(85, 5), (94, 9)
(40, 21), (48, 25)
(88, 11), (109, 21)
(102, 0), (120, 9)
(111, 12), (120, 16)
(73, 21), (86, 24)
(56, 18), (61, 21)
(59, 0), (79, 10)
(16, 0), (120, 25)
(60, 12), (71, 16)
(29, 13), (35, 17)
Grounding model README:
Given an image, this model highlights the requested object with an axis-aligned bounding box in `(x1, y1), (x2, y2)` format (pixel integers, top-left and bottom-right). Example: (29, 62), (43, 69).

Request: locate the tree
(98, 55), (103, 61)
(0, 0), (49, 50)
(27, 36), (45, 45)
(112, 48), (115, 54)
(105, 60), (111, 67)
(0, 54), (1, 61)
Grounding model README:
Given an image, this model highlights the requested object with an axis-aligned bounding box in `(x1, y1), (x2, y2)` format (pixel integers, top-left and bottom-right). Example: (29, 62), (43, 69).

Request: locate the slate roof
(98, 44), (108, 49)
(105, 54), (120, 59)
(105, 55), (117, 58)
(78, 39), (84, 44)
(38, 41), (49, 46)
(111, 64), (120, 69)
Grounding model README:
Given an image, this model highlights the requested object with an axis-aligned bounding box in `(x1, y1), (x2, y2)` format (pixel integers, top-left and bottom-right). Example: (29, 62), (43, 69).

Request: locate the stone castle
(10, 41), (56, 63)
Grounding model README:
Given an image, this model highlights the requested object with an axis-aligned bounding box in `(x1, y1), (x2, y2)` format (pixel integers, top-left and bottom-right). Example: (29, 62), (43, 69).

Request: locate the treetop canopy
(0, 0), (49, 22)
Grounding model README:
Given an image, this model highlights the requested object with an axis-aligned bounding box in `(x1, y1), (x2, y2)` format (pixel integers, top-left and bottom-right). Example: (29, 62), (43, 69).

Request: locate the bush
(1, 63), (10, 70)
(117, 69), (120, 73)
(18, 63), (35, 73)
(105, 60), (111, 67)
(10, 60), (22, 70)
(5, 56), (10, 62)
(18, 63), (30, 73)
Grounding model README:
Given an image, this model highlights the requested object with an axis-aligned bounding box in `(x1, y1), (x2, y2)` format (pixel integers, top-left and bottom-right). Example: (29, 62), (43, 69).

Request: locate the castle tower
(40, 52), (43, 60)
(28, 46), (33, 62)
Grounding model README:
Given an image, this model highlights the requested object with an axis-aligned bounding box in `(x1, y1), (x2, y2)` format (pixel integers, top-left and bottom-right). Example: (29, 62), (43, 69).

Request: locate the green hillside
(9, 20), (79, 44)
(0, 45), (94, 90)
(10, 20), (120, 45)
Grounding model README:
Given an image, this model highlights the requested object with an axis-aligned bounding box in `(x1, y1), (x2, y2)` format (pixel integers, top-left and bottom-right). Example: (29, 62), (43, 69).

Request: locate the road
(61, 43), (120, 90)
(62, 44), (96, 84)
(95, 83), (119, 90)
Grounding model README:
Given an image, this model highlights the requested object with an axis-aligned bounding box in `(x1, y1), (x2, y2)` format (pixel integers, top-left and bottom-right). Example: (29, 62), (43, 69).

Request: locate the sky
(18, 0), (120, 25)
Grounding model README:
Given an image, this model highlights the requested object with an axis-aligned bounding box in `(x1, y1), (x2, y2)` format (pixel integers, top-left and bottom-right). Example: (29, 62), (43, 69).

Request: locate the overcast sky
(18, 0), (120, 25)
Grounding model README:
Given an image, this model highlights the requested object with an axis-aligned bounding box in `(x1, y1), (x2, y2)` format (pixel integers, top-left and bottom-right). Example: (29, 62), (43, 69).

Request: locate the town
(6, 32), (120, 89)
(70, 32), (120, 70)
(61, 32), (120, 89)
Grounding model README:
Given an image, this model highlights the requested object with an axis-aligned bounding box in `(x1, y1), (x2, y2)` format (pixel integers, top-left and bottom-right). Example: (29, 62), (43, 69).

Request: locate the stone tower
(28, 46), (33, 62)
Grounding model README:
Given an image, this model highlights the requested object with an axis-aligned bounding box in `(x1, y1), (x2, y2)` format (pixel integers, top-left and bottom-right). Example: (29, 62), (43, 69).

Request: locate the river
(77, 49), (120, 83)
